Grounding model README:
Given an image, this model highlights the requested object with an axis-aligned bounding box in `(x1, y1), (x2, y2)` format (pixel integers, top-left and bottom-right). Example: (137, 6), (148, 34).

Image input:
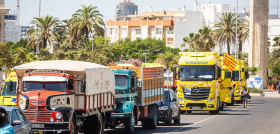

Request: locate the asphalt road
(105, 96), (280, 134)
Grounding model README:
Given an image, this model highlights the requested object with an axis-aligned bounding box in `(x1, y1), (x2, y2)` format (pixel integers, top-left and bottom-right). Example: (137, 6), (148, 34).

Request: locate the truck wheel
(219, 102), (224, 111)
(69, 116), (78, 134)
(180, 110), (186, 114)
(209, 110), (219, 115)
(141, 119), (148, 129)
(124, 115), (134, 134)
(164, 111), (172, 125)
(149, 109), (158, 129)
(174, 111), (180, 124)
(92, 115), (105, 134)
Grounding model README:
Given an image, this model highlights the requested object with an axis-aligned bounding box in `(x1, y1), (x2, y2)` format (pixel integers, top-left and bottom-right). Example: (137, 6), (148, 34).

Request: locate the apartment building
(107, 9), (203, 49)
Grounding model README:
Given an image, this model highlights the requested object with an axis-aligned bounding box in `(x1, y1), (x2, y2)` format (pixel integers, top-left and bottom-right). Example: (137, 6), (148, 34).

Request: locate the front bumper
(111, 112), (132, 119)
(31, 122), (69, 132)
(179, 102), (217, 111)
(158, 110), (169, 121)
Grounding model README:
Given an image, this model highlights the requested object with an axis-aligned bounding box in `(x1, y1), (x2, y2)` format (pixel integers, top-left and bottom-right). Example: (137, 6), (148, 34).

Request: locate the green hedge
(247, 87), (264, 94)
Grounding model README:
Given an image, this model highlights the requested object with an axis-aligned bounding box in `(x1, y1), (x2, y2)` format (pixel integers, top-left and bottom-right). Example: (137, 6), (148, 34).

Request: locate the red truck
(14, 60), (115, 134)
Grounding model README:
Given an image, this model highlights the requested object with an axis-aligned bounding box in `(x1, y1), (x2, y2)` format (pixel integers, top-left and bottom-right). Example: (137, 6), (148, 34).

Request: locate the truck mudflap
(111, 112), (132, 118)
(31, 121), (69, 132)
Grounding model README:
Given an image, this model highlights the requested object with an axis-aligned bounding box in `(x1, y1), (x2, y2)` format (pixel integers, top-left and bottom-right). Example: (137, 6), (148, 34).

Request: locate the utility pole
(235, 0), (239, 59)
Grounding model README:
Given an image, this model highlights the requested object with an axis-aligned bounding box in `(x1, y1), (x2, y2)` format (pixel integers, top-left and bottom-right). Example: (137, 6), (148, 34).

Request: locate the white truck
(14, 60), (115, 134)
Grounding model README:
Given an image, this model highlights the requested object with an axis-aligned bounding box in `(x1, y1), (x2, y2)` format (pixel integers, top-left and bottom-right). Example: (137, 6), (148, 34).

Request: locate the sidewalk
(263, 91), (280, 98)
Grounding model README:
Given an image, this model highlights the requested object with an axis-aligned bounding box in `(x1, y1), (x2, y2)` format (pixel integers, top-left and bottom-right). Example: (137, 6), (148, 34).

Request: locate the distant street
(105, 95), (280, 134)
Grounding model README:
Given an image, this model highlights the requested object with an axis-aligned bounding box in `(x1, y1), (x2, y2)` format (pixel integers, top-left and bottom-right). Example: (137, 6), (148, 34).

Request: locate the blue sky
(5, 0), (279, 25)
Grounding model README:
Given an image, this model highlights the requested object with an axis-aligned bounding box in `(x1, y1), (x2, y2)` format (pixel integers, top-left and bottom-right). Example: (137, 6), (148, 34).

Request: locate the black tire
(219, 102), (224, 111)
(84, 116), (93, 134)
(92, 115), (105, 134)
(69, 115), (78, 134)
(226, 103), (231, 106)
(124, 116), (134, 134)
(164, 111), (172, 125)
(174, 111), (180, 124)
(149, 108), (158, 129)
(187, 111), (192, 114)
(141, 119), (149, 129)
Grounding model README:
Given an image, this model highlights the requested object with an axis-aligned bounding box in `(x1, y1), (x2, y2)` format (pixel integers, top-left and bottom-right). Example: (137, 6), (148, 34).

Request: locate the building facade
(5, 14), (21, 43)
(116, 0), (138, 20)
(0, 0), (10, 43)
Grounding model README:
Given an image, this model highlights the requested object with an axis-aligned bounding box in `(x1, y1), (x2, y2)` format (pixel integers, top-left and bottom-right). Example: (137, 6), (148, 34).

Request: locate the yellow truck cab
(0, 72), (17, 106)
(232, 60), (246, 103)
(220, 57), (234, 106)
(177, 52), (222, 114)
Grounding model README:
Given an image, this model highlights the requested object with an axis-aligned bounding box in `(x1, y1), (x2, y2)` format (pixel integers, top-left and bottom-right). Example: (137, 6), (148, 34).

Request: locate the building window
(136, 28), (140, 35)
(121, 27), (127, 35)
(110, 28), (115, 35)
(156, 28), (162, 34)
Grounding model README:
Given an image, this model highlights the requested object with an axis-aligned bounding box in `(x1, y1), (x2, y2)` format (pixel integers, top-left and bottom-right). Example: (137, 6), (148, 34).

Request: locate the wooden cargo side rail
(74, 92), (115, 114)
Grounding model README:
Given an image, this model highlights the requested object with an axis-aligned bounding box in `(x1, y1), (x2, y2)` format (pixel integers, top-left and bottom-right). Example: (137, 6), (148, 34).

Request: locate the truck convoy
(232, 60), (249, 103)
(177, 52), (222, 114)
(0, 72), (17, 106)
(14, 60), (115, 134)
(106, 66), (164, 134)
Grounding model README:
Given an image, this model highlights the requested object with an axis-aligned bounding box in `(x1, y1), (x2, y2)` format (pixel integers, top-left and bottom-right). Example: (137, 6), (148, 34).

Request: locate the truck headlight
(159, 106), (169, 110)
(207, 97), (215, 103)
(55, 113), (62, 120)
(179, 98), (185, 103)
(19, 95), (29, 111)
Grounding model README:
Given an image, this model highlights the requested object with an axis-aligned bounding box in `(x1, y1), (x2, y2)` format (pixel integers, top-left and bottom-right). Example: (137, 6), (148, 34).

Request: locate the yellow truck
(220, 57), (234, 106)
(232, 60), (249, 103)
(0, 72), (17, 106)
(177, 52), (222, 114)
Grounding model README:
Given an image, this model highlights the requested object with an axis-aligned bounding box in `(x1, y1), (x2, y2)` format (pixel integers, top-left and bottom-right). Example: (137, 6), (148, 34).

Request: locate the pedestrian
(241, 86), (249, 108)
(0, 107), (15, 134)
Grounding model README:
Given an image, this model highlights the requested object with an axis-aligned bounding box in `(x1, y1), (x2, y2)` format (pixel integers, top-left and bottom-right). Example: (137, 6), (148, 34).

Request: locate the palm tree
(182, 26), (215, 51)
(214, 12), (237, 55)
(197, 26), (215, 51)
(154, 52), (178, 70)
(182, 33), (197, 51)
(273, 36), (280, 46)
(72, 5), (104, 39)
(25, 15), (60, 49)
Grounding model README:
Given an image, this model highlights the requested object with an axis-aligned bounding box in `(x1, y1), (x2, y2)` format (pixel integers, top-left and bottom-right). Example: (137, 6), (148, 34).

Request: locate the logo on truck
(186, 61), (208, 64)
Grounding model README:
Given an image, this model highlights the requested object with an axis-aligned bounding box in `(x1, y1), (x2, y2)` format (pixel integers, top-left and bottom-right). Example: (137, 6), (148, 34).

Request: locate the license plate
(32, 124), (44, 128)
(192, 107), (202, 109)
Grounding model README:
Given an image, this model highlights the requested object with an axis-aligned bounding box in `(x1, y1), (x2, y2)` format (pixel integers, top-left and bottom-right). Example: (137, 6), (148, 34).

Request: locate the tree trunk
(238, 42), (242, 59)
(227, 40), (231, 55)
(43, 38), (47, 48)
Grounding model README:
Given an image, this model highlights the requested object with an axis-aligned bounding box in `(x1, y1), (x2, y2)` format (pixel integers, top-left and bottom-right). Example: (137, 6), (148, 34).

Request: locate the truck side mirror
(221, 71), (225, 80)
(217, 67), (221, 79)
(245, 71), (249, 79)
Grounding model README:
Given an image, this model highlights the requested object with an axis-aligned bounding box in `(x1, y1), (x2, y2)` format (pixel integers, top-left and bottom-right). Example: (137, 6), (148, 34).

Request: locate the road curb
(250, 93), (264, 97)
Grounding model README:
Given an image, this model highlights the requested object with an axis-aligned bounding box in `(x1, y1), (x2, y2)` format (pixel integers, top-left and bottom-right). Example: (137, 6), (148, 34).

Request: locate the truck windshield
(23, 82), (66, 92)
(179, 65), (215, 81)
(115, 75), (129, 87)
(232, 71), (239, 81)
(225, 71), (231, 78)
(2, 82), (17, 96)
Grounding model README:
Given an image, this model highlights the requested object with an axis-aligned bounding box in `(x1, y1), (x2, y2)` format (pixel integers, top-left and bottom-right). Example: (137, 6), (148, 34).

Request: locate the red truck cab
(18, 70), (74, 132)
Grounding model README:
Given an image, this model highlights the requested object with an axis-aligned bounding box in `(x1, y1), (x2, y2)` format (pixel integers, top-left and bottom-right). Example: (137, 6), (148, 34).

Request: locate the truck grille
(184, 87), (210, 101)
(24, 100), (52, 122)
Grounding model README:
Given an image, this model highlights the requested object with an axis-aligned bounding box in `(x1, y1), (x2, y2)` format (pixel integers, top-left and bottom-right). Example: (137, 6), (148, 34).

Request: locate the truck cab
(107, 69), (138, 133)
(177, 52), (222, 114)
(18, 70), (75, 132)
(0, 72), (17, 106)
(220, 57), (234, 106)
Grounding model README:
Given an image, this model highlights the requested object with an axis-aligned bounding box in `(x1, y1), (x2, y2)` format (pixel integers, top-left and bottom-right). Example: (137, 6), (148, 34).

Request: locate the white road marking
(167, 115), (218, 133)
(166, 105), (245, 134)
